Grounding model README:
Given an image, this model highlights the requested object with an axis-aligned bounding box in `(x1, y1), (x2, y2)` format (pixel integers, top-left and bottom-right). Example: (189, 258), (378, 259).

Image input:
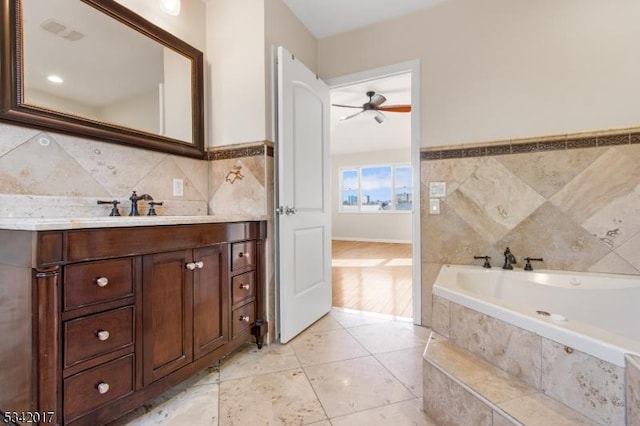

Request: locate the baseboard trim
(332, 237), (412, 244)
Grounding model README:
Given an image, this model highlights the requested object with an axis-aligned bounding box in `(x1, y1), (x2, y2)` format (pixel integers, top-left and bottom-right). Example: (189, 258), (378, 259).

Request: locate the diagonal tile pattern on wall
(0, 133), (109, 197)
(421, 128), (640, 325)
(0, 122), (272, 218)
(446, 157), (545, 244)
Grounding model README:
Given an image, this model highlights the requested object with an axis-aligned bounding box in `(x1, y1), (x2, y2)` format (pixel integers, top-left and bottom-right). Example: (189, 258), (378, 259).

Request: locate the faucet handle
(97, 200), (121, 216)
(147, 201), (164, 216)
(524, 257), (544, 271)
(473, 255), (492, 268)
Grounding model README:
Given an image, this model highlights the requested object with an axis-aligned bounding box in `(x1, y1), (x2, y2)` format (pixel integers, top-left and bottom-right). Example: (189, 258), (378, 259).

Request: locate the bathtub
(433, 264), (640, 367)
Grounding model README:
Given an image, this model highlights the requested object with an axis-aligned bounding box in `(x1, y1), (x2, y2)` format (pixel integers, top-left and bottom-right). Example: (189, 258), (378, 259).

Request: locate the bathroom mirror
(0, 0), (204, 158)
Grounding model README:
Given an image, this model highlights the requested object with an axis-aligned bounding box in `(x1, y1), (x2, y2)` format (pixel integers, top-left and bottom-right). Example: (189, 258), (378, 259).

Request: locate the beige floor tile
(347, 321), (429, 354)
(375, 346), (424, 397)
(219, 342), (300, 381)
(304, 313), (345, 333)
(330, 398), (436, 426)
(304, 356), (415, 418)
(290, 328), (368, 366)
(118, 383), (220, 425)
(219, 368), (326, 426)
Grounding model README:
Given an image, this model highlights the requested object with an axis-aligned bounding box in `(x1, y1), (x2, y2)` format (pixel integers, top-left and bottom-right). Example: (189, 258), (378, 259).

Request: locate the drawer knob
(96, 277), (109, 287)
(96, 382), (110, 394)
(238, 252), (245, 258)
(240, 283), (250, 290)
(96, 330), (110, 341)
(186, 261), (205, 270)
(240, 315), (250, 322)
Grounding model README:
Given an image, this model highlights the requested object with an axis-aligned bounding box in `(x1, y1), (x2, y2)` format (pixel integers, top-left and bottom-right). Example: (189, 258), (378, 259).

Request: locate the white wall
(332, 149), (412, 243)
(264, 0), (318, 141)
(206, 0), (266, 147)
(114, 0), (206, 50)
(204, 0), (317, 147)
(318, 0), (640, 147)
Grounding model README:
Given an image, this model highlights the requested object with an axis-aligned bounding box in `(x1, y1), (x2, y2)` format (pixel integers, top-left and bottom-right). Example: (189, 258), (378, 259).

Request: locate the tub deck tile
(498, 393), (598, 426)
(425, 333), (535, 404)
(423, 332), (598, 426)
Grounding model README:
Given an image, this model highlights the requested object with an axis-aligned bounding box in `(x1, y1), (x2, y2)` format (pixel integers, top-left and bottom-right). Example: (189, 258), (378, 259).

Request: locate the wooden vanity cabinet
(142, 244), (228, 384)
(0, 221), (266, 426)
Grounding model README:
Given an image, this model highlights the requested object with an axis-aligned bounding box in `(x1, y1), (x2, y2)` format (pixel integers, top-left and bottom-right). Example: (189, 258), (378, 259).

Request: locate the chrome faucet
(502, 247), (516, 270)
(129, 191), (153, 216)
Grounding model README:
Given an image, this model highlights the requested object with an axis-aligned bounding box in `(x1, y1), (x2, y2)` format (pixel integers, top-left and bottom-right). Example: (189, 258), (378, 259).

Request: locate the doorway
(327, 62), (421, 323)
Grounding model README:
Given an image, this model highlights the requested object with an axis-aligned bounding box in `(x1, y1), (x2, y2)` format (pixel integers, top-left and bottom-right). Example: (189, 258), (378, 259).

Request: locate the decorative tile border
(206, 141), (274, 161)
(421, 129), (639, 161)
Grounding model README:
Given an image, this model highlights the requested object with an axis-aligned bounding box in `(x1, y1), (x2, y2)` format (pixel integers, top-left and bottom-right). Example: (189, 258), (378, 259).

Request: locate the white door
(276, 46), (331, 343)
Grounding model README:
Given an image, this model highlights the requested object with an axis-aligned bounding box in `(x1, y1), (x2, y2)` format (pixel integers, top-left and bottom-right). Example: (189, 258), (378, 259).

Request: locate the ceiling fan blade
(331, 104), (362, 109)
(378, 105), (411, 113)
(339, 110), (364, 121)
(370, 93), (386, 107)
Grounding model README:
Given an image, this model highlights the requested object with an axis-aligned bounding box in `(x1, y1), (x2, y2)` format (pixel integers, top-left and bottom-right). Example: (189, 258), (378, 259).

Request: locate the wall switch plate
(429, 198), (440, 214)
(173, 178), (184, 197)
(429, 181), (446, 198)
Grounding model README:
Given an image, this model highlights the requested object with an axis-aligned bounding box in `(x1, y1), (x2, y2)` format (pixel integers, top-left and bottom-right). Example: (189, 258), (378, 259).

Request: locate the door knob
(285, 206), (297, 215)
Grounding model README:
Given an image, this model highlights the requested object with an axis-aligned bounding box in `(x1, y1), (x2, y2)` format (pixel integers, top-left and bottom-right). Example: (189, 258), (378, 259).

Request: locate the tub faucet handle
(473, 255), (492, 268)
(524, 257), (544, 271)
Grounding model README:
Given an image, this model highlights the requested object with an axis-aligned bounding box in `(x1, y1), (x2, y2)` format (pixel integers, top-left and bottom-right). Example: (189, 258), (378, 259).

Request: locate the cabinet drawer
(231, 271), (256, 305)
(63, 354), (134, 422)
(64, 306), (134, 368)
(232, 301), (256, 338)
(231, 241), (255, 271)
(64, 258), (134, 310)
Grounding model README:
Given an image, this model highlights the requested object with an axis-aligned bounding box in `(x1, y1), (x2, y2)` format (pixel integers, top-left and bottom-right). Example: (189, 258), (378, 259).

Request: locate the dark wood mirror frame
(0, 0), (205, 158)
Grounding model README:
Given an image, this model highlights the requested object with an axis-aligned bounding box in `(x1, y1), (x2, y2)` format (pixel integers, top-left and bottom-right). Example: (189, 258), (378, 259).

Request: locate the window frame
(338, 163), (413, 213)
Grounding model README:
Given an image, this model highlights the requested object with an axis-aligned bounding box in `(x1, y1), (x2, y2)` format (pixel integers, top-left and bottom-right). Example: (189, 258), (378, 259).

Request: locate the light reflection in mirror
(21, 0), (193, 143)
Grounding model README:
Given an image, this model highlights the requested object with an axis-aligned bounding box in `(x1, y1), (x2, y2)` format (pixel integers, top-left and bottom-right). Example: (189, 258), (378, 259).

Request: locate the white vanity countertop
(0, 215), (268, 231)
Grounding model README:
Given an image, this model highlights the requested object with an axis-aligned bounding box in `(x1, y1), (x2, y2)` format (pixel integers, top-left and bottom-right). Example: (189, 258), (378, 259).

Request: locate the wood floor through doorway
(331, 240), (413, 318)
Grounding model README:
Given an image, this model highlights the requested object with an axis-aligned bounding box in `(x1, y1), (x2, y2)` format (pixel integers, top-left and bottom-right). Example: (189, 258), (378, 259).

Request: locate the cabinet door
(142, 250), (193, 384)
(193, 245), (229, 359)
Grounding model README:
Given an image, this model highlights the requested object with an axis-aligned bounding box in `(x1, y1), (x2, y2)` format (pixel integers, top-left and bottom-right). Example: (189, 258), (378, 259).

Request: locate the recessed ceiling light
(47, 75), (64, 84)
(159, 0), (181, 16)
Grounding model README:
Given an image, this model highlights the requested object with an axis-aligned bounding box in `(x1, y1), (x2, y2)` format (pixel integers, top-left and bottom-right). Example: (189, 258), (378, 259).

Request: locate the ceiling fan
(332, 91), (411, 123)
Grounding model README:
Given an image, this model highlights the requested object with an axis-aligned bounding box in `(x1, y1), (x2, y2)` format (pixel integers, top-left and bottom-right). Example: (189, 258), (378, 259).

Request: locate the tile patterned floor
(111, 309), (434, 426)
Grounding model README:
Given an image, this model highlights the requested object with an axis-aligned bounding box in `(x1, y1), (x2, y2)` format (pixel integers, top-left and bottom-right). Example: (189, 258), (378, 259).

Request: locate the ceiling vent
(40, 19), (85, 41)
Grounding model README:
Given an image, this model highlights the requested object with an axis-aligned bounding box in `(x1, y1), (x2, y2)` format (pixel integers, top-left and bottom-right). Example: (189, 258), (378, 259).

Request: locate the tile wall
(420, 127), (640, 326)
(627, 354), (640, 426)
(433, 297), (626, 424)
(0, 122), (272, 219)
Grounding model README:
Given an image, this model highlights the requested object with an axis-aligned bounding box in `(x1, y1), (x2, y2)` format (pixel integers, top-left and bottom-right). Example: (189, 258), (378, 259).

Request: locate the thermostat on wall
(429, 181), (446, 198)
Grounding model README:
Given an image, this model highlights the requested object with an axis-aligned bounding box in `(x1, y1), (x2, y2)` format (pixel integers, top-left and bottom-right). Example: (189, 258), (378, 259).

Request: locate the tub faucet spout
(502, 247), (516, 270)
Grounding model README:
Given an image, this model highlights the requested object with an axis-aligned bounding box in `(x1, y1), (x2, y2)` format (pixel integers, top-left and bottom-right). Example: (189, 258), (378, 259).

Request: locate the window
(340, 165), (413, 212)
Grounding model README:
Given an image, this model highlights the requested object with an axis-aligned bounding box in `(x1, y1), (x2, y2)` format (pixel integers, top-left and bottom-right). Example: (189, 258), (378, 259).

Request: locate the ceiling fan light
(374, 112), (385, 124)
